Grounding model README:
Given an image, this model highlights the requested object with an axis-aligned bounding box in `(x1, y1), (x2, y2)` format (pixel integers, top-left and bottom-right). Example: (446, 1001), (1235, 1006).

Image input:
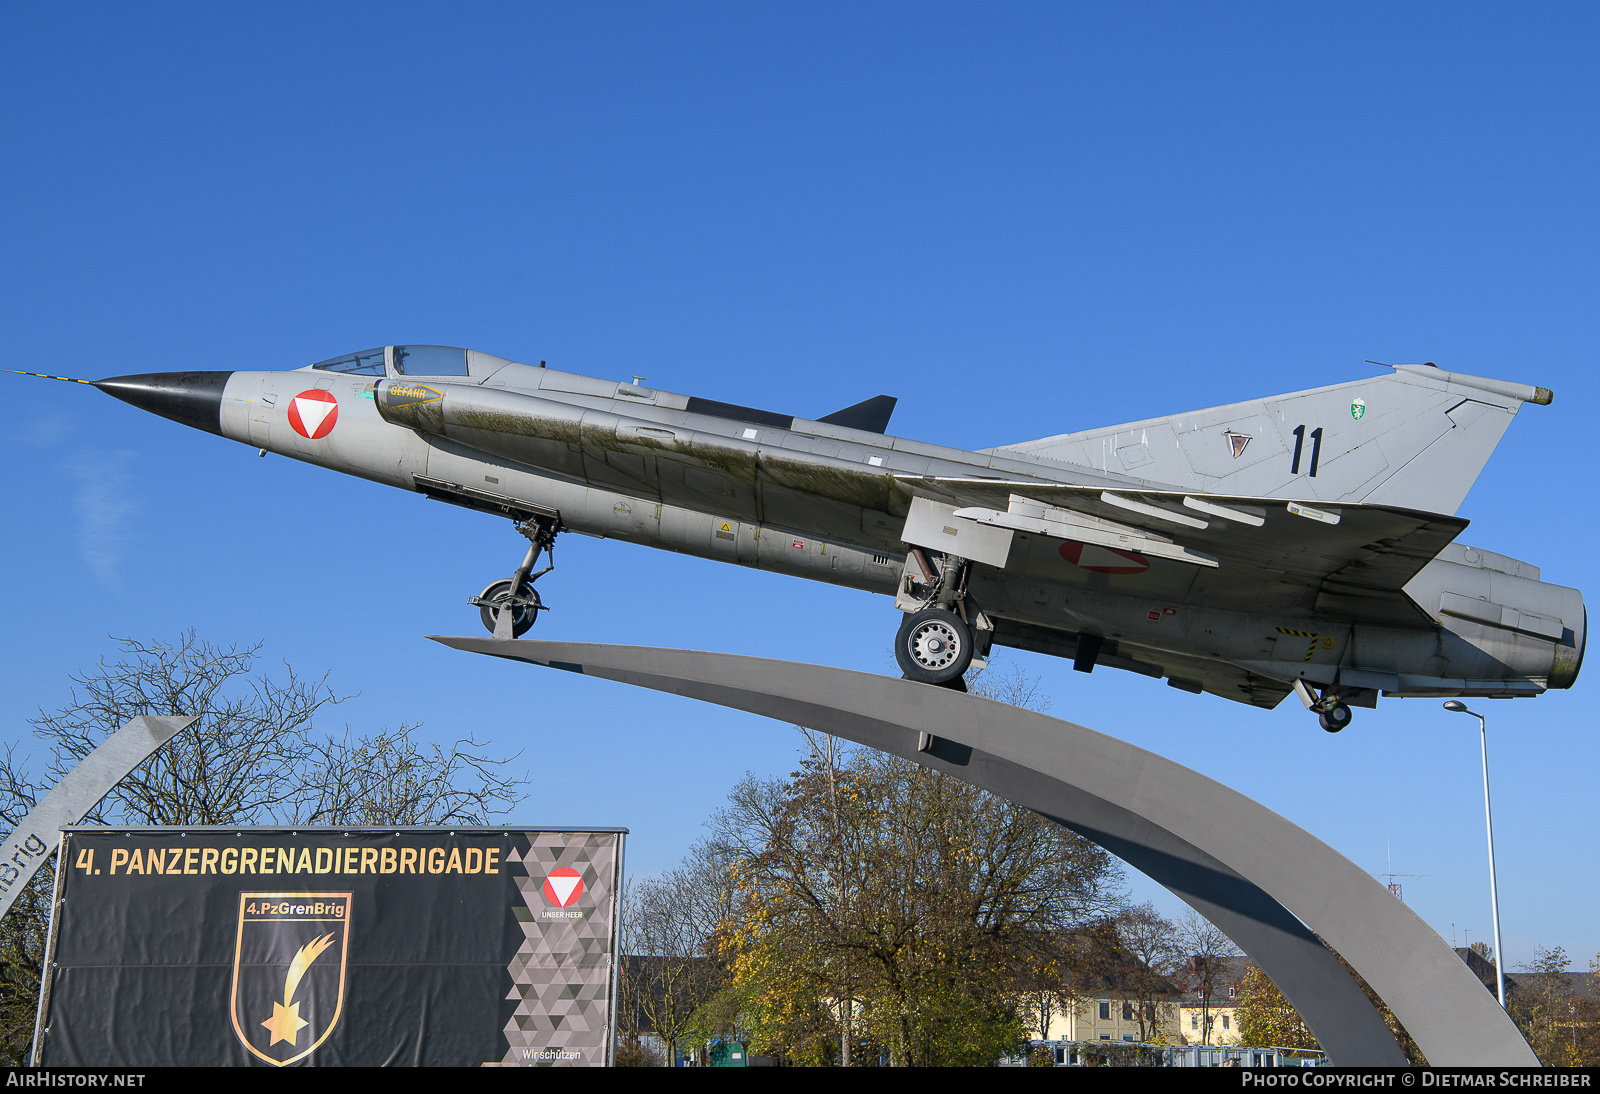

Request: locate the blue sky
(2, 3), (1596, 972)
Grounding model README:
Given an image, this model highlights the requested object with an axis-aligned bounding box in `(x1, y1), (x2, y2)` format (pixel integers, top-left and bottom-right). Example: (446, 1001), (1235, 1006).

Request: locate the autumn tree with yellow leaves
(1235, 950), (1426, 1064)
(701, 666), (1125, 1066)
(1508, 946), (1600, 1067)
(1235, 963), (1319, 1051)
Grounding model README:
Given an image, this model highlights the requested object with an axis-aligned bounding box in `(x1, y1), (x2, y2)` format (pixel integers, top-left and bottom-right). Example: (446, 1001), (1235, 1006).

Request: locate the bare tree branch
(0, 632), (527, 1061)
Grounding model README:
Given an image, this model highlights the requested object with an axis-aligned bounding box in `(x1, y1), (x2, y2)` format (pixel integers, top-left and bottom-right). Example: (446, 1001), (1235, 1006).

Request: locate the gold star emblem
(261, 1000), (309, 1046)
(258, 933), (335, 1049)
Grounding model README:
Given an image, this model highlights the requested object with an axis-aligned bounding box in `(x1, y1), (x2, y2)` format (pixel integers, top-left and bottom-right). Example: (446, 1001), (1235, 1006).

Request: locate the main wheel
(477, 578), (540, 638)
(895, 608), (974, 685)
(1319, 701), (1353, 733)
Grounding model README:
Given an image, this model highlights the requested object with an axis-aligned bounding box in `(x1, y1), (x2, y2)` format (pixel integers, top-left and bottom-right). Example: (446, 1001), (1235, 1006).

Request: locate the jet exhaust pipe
(1401, 550), (1586, 694)
(96, 371), (233, 436)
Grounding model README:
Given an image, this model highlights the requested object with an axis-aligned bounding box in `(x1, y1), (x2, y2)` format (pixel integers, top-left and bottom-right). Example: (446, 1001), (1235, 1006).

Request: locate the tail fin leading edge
(992, 364), (1551, 516)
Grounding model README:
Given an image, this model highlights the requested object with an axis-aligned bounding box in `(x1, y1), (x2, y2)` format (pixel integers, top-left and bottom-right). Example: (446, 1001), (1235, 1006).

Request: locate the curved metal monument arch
(435, 636), (1537, 1067)
(0, 715), (195, 924)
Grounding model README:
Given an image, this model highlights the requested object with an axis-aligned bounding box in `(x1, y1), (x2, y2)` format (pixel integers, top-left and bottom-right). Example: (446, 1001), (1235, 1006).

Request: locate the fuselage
(96, 345), (1585, 712)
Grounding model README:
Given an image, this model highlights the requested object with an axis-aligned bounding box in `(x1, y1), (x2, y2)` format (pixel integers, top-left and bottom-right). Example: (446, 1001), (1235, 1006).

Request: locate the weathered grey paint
(0, 715), (195, 922)
(97, 353), (1583, 713)
(433, 637), (1538, 1067)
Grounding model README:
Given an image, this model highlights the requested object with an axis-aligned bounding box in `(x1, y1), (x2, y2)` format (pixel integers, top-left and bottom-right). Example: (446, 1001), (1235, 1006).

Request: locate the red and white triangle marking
(1059, 540), (1150, 575)
(287, 389), (339, 439)
(543, 867), (585, 908)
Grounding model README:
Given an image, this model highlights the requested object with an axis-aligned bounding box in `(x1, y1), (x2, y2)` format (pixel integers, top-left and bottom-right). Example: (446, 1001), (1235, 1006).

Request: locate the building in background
(1031, 946), (1183, 1044)
(1176, 954), (1253, 1046)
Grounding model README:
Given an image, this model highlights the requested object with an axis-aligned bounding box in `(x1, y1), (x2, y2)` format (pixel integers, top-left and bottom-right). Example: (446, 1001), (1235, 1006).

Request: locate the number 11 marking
(1290, 425), (1323, 477)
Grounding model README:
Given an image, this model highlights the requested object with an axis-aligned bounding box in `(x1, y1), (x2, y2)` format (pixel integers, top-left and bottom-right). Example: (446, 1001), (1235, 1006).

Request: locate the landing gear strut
(472, 515), (560, 639)
(893, 548), (989, 687)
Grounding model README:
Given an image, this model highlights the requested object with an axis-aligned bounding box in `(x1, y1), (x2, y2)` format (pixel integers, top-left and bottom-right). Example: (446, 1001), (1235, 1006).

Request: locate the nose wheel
(475, 578), (542, 638)
(471, 514), (560, 639)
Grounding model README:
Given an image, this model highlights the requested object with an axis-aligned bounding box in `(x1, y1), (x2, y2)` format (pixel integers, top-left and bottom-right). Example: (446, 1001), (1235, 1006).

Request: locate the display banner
(35, 827), (625, 1067)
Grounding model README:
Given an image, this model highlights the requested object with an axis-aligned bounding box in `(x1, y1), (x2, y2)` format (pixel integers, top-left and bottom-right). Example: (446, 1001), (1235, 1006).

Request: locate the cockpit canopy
(311, 347), (386, 376)
(311, 345), (470, 378)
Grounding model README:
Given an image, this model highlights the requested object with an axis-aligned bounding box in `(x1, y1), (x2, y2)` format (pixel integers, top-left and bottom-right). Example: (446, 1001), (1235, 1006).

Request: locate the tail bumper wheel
(1319, 701), (1354, 733)
(895, 608), (974, 685)
(477, 578), (541, 638)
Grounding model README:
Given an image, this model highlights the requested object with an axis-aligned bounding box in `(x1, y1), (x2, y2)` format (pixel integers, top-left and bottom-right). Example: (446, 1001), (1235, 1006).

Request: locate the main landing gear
(894, 549), (990, 689)
(472, 515), (560, 639)
(897, 607), (975, 685)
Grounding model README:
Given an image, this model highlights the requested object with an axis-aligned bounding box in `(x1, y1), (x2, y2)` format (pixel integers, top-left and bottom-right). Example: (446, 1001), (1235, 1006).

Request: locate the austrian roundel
(287, 389), (339, 439)
(1059, 540), (1150, 575)
(542, 867), (586, 908)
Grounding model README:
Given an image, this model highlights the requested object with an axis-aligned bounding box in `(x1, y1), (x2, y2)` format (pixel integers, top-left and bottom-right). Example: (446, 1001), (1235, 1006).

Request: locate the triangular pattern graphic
(486, 831), (620, 1067)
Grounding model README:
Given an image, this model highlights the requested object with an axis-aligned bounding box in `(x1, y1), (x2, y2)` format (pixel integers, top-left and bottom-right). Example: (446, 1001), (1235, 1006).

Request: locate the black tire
(478, 578), (539, 638)
(894, 608), (974, 685)
(1319, 702), (1353, 733)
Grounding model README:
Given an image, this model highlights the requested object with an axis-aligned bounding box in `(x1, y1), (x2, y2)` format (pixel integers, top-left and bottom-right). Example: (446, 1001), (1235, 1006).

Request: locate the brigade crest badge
(230, 892), (352, 1066)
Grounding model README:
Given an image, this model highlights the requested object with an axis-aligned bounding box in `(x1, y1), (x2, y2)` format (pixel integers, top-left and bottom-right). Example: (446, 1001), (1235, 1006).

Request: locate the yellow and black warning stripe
(4, 369), (95, 385)
(1275, 627), (1320, 662)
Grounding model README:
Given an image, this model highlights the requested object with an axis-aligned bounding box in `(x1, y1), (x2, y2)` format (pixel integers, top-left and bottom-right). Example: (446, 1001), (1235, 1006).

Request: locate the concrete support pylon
(433, 636), (1537, 1066)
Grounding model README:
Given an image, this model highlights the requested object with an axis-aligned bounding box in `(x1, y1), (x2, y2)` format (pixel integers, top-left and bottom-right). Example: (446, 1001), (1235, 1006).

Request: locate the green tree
(1236, 963), (1318, 1050)
(1510, 946), (1583, 1067)
(1578, 953), (1600, 1067)
(709, 697), (1124, 1065)
(619, 844), (735, 1066)
(0, 845), (50, 1066)
(1235, 952), (1425, 1064)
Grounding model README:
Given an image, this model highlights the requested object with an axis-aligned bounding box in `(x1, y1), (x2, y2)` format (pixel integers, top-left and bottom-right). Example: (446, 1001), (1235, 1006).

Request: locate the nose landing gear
(471, 515), (560, 639)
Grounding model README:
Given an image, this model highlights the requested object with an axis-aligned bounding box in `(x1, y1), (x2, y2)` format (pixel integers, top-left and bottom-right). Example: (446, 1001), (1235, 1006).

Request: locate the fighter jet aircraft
(27, 345), (1584, 731)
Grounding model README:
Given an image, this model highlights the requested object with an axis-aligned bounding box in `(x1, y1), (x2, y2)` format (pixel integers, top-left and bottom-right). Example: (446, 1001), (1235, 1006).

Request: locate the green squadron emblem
(1350, 399), (1366, 421)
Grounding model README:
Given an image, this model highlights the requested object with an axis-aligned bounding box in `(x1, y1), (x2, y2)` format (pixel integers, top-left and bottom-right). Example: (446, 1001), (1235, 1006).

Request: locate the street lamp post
(1444, 700), (1507, 1009)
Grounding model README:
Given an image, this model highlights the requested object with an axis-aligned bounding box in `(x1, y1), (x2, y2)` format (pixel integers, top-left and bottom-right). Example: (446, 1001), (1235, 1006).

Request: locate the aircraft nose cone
(95, 371), (232, 436)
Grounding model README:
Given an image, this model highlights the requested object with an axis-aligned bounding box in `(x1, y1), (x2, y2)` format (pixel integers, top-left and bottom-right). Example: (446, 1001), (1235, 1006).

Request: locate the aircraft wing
(989, 616), (1298, 709)
(1143, 648), (1300, 709)
(899, 475), (1469, 628)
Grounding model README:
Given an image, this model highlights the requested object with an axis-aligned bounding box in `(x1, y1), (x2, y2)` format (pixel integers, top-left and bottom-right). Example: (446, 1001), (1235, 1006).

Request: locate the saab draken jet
(28, 345), (1584, 731)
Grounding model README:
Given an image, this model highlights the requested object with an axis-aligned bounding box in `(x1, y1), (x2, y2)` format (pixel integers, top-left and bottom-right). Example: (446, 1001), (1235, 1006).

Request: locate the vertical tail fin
(992, 364), (1551, 515)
